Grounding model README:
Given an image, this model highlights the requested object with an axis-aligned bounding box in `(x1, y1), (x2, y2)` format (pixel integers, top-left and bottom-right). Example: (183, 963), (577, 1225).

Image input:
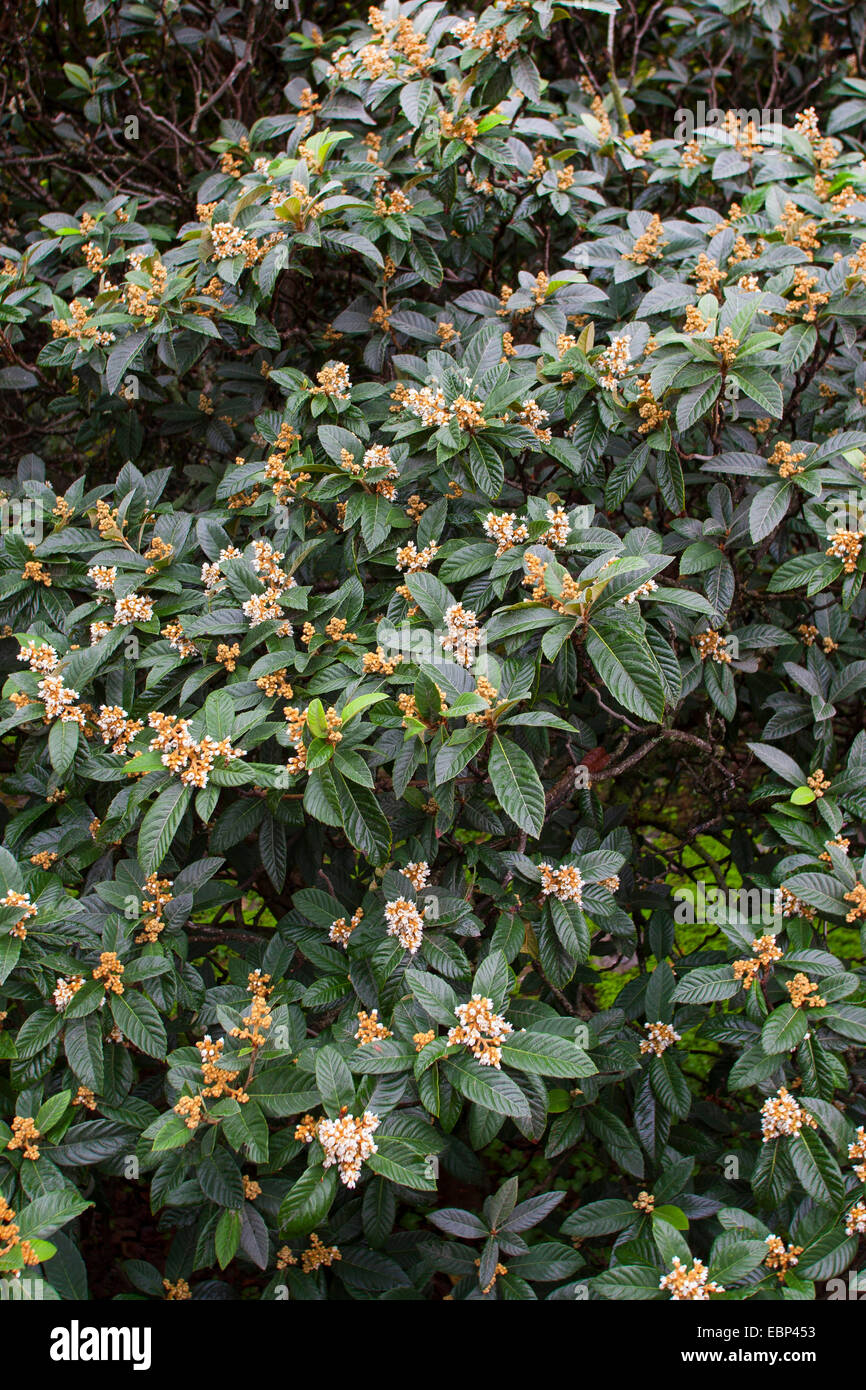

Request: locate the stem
(606, 13), (630, 134)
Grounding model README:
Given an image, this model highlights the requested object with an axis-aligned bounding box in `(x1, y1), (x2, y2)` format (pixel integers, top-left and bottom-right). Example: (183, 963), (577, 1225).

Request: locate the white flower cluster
(540, 506), (570, 547)
(384, 897), (426, 953)
(639, 1021), (681, 1056)
(447, 995), (513, 1068)
(483, 512), (529, 556)
(849, 1125), (866, 1183)
(760, 1087), (817, 1142)
(17, 642), (59, 673)
(363, 443), (398, 476)
(443, 602), (483, 669)
(18, 642), (81, 720)
(211, 222), (247, 258)
(147, 710), (246, 789)
(846, 1201), (866, 1236)
(242, 539), (296, 632)
(329, 907), (363, 949)
(53, 975), (84, 1010)
(201, 545), (242, 591)
(1, 889), (37, 941)
(539, 863), (584, 904)
(96, 704), (142, 754)
(87, 565), (117, 590)
(36, 673), (80, 720)
(113, 593), (154, 625)
(396, 541), (438, 573)
(619, 579), (658, 605)
(242, 590), (288, 627)
(404, 384), (451, 426)
(659, 1256), (724, 1300)
(403, 861), (430, 891)
(517, 399), (551, 443)
(317, 1111), (380, 1187)
(596, 334), (632, 390)
(774, 885), (815, 920)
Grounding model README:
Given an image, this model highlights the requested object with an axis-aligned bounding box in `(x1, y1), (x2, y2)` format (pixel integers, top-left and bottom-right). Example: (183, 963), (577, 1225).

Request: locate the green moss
(827, 924), (862, 962)
(592, 966), (638, 1009)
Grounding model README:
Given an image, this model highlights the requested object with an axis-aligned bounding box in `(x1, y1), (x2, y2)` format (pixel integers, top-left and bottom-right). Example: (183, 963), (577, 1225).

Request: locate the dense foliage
(1, 0), (866, 1303)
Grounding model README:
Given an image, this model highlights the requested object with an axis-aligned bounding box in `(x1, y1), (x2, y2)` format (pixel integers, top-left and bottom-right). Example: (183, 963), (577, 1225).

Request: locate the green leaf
(749, 480), (791, 542)
(467, 436), (504, 498)
(0, 935), (22, 985)
(358, 491), (392, 550)
(499, 1032), (596, 1078)
(673, 966), (741, 1004)
(761, 1003), (809, 1054)
(676, 378), (720, 432)
(348, 1040), (416, 1074)
(652, 1214), (691, 1267)
(789, 1129), (845, 1208)
(334, 768), (391, 864)
(653, 1204), (688, 1231)
(445, 1054), (531, 1118)
(64, 1017), (104, 1094)
(656, 452), (685, 512)
(137, 782), (192, 874)
(221, 1101), (269, 1163)
(746, 742), (805, 785)
(649, 1052), (691, 1119)
(279, 1165), (337, 1236)
(342, 692), (389, 723)
(106, 331), (149, 395)
(730, 365), (783, 418)
(604, 443), (650, 509)
(434, 729), (486, 783)
(488, 735), (545, 838)
(405, 571), (455, 627)
(592, 1264), (666, 1300)
(245, 1064), (320, 1117)
(314, 1045), (355, 1116)
(215, 1209), (242, 1269)
(16, 1191), (92, 1240)
(199, 1152), (244, 1209)
(512, 52), (541, 100)
(561, 1199), (638, 1238)
(707, 1234), (768, 1284)
(822, 1005), (866, 1043)
(405, 967), (458, 1026)
(585, 1106), (644, 1177)
(36, 1090), (72, 1134)
(408, 237), (442, 288)
(48, 720), (79, 777)
(767, 553), (842, 594)
(203, 689), (234, 741)
(259, 815), (286, 892)
(790, 785), (816, 805)
(317, 423), (361, 465)
(15, 1007), (64, 1059)
(643, 587), (714, 614)
(109, 992), (167, 1058)
(586, 618), (665, 722)
(150, 1115), (194, 1152)
(366, 1136), (437, 1190)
